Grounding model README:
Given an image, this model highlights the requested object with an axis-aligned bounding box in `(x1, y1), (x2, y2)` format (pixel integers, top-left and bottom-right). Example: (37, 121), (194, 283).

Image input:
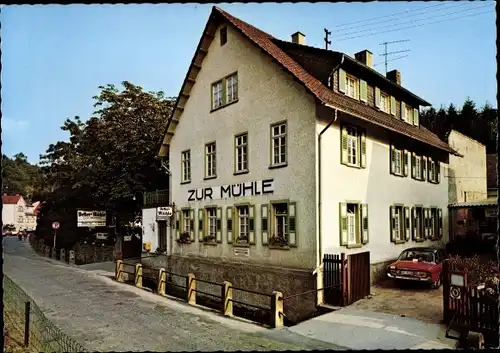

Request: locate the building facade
(1, 194), (37, 233)
(156, 7), (456, 317)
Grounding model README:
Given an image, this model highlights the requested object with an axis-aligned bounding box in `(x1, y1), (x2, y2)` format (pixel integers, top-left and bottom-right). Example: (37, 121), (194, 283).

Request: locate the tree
(1, 153), (46, 200)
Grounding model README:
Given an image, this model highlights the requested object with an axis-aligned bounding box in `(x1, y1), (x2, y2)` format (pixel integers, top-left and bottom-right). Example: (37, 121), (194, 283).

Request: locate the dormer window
(345, 75), (358, 99)
(380, 92), (389, 113)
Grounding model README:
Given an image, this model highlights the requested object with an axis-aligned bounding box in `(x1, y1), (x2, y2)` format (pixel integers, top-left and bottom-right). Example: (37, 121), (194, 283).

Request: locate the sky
(1, 2), (497, 164)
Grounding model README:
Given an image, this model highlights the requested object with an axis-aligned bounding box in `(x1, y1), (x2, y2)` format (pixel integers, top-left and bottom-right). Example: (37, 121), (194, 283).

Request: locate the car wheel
(431, 276), (441, 289)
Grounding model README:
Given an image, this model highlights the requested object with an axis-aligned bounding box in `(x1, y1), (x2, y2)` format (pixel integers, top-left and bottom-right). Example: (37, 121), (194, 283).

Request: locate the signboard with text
(187, 179), (274, 202)
(77, 210), (106, 228)
(156, 206), (173, 221)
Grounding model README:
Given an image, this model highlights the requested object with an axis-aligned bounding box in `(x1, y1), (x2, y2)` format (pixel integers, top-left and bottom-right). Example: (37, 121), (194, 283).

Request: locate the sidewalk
(288, 307), (458, 350)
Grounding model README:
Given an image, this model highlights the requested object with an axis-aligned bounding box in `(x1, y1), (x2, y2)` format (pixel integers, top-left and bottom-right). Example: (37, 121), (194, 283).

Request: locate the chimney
(386, 69), (402, 85)
(354, 50), (373, 68)
(291, 31), (306, 45)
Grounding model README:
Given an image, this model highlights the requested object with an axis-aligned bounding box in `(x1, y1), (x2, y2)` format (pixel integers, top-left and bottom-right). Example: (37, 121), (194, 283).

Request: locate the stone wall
(370, 260), (394, 285)
(141, 253), (317, 323)
(72, 243), (114, 265)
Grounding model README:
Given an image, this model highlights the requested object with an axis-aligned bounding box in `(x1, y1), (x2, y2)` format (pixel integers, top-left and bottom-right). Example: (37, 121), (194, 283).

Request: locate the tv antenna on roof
(324, 28), (332, 50)
(379, 39), (410, 75)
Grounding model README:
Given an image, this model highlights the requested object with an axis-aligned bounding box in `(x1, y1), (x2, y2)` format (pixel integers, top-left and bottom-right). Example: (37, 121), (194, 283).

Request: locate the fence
(114, 260), (283, 328)
(3, 275), (87, 353)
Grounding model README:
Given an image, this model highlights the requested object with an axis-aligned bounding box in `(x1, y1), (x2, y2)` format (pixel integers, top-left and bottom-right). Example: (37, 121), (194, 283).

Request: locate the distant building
(486, 153), (498, 199)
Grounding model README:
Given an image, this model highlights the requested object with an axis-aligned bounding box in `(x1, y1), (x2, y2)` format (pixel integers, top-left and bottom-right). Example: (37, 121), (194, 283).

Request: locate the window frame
(393, 205), (404, 242)
(346, 126), (360, 167)
(18, 216), (24, 223)
(430, 207), (438, 240)
(211, 72), (239, 111)
(414, 206), (425, 242)
(346, 203), (360, 246)
(226, 73), (238, 104)
(390, 145), (406, 177)
(181, 149), (191, 184)
(204, 142), (217, 179)
(271, 202), (289, 246)
(380, 92), (389, 113)
(345, 74), (358, 100)
(235, 205), (250, 244)
(206, 207), (217, 241)
(182, 209), (191, 233)
(270, 121), (288, 168)
(234, 132), (249, 174)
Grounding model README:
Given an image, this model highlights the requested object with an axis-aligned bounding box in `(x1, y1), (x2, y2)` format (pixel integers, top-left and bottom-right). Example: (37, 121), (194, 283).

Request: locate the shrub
(448, 255), (499, 295)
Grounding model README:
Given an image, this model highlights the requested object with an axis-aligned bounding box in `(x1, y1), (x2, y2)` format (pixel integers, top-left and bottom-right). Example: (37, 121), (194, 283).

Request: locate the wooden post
(115, 260), (124, 282)
(341, 252), (347, 306)
(271, 291), (284, 328)
(158, 268), (166, 296)
(68, 250), (75, 265)
(135, 263), (143, 288)
(51, 247), (57, 259)
(187, 273), (196, 305)
(60, 249), (66, 262)
(442, 260), (450, 323)
(221, 281), (233, 316)
(24, 301), (30, 347)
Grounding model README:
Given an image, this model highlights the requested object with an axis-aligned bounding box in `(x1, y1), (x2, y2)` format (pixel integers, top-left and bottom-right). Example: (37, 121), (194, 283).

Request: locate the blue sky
(1, 2), (496, 164)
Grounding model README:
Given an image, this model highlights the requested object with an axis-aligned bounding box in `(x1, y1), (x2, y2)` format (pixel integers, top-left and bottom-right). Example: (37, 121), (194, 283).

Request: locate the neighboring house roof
(159, 6), (454, 156)
(2, 194), (22, 205)
(486, 153), (498, 189)
(449, 198), (498, 208)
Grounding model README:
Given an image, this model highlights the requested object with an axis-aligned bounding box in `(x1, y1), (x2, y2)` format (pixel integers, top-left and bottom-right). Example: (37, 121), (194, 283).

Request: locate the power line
(334, 2), (470, 33)
(379, 39), (410, 75)
(334, 2), (449, 28)
(335, 4), (491, 38)
(374, 55), (409, 68)
(337, 10), (493, 42)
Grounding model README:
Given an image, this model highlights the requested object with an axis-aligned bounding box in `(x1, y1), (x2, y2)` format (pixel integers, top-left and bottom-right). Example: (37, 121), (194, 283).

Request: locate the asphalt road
(2, 237), (339, 351)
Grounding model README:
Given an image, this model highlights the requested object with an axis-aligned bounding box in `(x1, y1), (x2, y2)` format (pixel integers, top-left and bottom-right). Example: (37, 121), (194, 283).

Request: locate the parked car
(387, 247), (446, 289)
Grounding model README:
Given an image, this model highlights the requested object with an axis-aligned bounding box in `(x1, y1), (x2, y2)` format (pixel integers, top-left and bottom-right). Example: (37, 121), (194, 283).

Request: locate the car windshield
(399, 250), (435, 263)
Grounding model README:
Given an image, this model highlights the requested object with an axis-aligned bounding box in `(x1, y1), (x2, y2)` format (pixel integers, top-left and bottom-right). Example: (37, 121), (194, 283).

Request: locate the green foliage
(420, 99), (498, 153)
(1, 153), (46, 200)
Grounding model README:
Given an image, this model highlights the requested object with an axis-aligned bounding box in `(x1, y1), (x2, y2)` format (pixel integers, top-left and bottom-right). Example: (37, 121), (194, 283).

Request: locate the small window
(206, 208), (217, 240)
(18, 216), (23, 223)
(182, 209), (191, 233)
(235, 133), (248, 173)
(205, 142), (217, 178)
(415, 156), (421, 179)
(18, 206), (23, 212)
(181, 150), (191, 183)
(406, 106), (413, 124)
(226, 73), (238, 103)
(345, 75), (358, 99)
(346, 126), (359, 166)
(272, 203), (288, 245)
(212, 81), (223, 109)
(390, 146), (405, 177)
(380, 93), (389, 113)
(391, 205), (404, 242)
(220, 27), (227, 46)
(236, 205), (249, 243)
(271, 122), (287, 166)
(414, 206), (424, 241)
(346, 204), (359, 246)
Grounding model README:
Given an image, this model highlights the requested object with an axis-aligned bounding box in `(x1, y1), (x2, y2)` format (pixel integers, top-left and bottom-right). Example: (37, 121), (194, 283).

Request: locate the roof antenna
(379, 39), (410, 75)
(324, 28), (332, 50)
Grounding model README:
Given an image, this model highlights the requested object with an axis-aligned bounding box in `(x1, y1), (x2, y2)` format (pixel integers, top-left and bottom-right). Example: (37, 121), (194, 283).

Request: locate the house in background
(24, 201), (41, 231)
(2, 194), (27, 233)
(156, 6), (456, 320)
(486, 153), (498, 199)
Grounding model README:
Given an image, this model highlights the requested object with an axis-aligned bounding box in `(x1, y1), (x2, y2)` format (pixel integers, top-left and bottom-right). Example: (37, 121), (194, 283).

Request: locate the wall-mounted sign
(157, 206), (173, 221)
(188, 179), (274, 202)
(77, 210), (106, 228)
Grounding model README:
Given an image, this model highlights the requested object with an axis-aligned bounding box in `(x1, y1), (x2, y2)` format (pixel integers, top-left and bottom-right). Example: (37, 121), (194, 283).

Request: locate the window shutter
(226, 206), (233, 244)
(341, 126), (348, 165)
(422, 156), (427, 181)
(216, 207), (222, 242)
(360, 130), (367, 168)
(189, 209), (195, 241)
(261, 204), (269, 245)
(361, 203), (369, 244)
(390, 96), (396, 116)
(411, 207), (417, 240)
(401, 102), (406, 122)
(438, 209), (443, 239)
(404, 206), (410, 241)
(360, 80), (367, 102)
(198, 209), (204, 241)
(375, 87), (381, 108)
(427, 159), (432, 181)
(424, 209), (430, 239)
(175, 210), (181, 240)
(249, 205), (256, 245)
(411, 152), (416, 179)
(403, 150), (409, 177)
(413, 108), (419, 126)
(338, 69), (346, 93)
(390, 145), (396, 174)
(339, 202), (348, 246)
(288, 202), (297, 247)
(436, 161), (441, 183)
(390, 205), (396, 242)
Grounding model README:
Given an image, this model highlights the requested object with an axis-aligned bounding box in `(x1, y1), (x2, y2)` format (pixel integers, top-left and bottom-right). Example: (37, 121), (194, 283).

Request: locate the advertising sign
(77, 210), (106, 227)
(157, 206), (173, 221)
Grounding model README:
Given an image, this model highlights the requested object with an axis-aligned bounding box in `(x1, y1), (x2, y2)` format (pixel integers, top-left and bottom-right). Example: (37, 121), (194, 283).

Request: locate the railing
(143, 189), (170, 208)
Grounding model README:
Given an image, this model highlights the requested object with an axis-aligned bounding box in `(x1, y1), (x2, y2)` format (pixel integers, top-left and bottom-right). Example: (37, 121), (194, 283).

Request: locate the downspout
(315, 54), (344, 280)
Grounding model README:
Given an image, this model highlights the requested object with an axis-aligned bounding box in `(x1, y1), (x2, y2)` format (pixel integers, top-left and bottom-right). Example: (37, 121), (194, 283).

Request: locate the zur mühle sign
(188, 179), (274, 202)
(77, 210), (106, 228)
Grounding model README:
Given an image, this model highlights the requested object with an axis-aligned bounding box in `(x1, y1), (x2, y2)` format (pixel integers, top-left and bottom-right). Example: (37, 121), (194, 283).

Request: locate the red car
(387, 247), (446, 289)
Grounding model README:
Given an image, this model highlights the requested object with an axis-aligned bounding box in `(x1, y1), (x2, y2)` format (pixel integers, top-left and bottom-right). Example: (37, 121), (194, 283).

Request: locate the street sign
(52, 222), (60, 230)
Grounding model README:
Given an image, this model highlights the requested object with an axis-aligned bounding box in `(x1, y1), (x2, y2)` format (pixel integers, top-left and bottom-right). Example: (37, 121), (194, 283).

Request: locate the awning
(448, 198), (498, 208)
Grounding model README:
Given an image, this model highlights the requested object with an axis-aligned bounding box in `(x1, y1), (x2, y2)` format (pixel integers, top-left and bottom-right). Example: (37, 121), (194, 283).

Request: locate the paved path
(3, 238), (339, 351)
(289, 307), (458, 350)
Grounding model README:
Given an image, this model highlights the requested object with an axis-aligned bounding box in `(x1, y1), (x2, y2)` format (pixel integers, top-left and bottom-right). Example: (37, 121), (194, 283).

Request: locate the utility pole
(379, 39), (410, 74)
(324, 28), (332, 50)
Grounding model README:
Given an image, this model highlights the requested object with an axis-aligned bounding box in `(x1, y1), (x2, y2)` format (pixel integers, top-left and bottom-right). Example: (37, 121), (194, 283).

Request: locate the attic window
(220, 27), (227, 46)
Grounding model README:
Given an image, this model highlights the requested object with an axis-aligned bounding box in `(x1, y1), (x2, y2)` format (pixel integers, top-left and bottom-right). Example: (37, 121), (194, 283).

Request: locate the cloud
(2, 118), (30, 134)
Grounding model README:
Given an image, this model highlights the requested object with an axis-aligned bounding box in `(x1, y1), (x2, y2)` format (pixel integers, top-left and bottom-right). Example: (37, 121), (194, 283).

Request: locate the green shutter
(339, 202), (347, 246)
(438, 209), (443, 239)
(338, 69), (346, 93)
(375, 87), (381, 108)
(411, 207), (417, 240)
(360, 80), (368, 102)
(341, 126), (348, 165)
(390, 145), (396, 174)
(389, 205), (395, 242)
(411, 153), (416, 179)
(226, 206), (233, 244)
(361, 204), (369, 244)
(175, 210), (180, 240)
(189, 209), (195, 241)
(422, 157), (427, 181)
(261, 204), (269, 245)
(401, 102), (406, 122)
(413, 108), (419, 126)
(436, 161), (441, 184)
(216, 207), (222, 242)
(288, 202), (297, 246)
(249, 205), (256, 245)
(404, 206), (410, 241)
(390, 96), (396, 116)
(427, 159), (432, 181)
(403, 150), (409, 177)
(360, 130), (367, 168)
(198, 209), (204, 241)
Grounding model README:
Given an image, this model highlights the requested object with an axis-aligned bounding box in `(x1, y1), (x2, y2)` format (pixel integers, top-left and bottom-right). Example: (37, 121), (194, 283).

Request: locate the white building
(2, 194), (35, 233)
(156, 7), (457, 315)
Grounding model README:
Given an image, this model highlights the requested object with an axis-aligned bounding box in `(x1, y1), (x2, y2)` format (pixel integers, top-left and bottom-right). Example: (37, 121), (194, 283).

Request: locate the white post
(53, 230), (57, 248)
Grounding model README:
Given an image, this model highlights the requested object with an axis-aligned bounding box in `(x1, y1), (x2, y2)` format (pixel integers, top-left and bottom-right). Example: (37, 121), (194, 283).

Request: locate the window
(394, 149), (402, 175)
(220, 27), (227, 46)
(181, 150), (191, 183)
(390, 146), (407, 177)
(390, 205), (409, 243)
(235, 133), (248, 173)
(182, 209), (191, 233)
(345, 75), (358, 99)
(411, 153), (425, 181)
(212, 80), (223, 109)
(206, 208), (217, 240)
(406, 106), (413, 123)
(415, 156), (421, 179)
(380, 93), (389, 113)
(236, 206), (249, 243)
(347, 204), (358, 245)
(272, 203), (288, 245)
(271, 122), (287, 166)
(339, 202), (368, 247)
(347, 127), (358, 166)
(413, 206), (424, 241)
(393, 206), (403, 242)
(341, 125), (366, 168)
(205, 142), (217, 178)
(226, 74), (238, 104)
(426, 158), (440, 183)
(18, 216), (23, 223)
(430, 208), (438, 239)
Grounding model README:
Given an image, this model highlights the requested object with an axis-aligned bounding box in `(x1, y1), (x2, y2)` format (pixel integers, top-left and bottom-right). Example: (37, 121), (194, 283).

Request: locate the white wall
(318, 117), (449, 264)
(142, 208), (158, 251)
(169, 22), (317, 269)
(2, 204), (16, 228)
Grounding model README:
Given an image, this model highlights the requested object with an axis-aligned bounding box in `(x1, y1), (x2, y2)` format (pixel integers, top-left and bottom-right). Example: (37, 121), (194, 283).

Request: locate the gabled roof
(158, 6), (454, 157)
(2, 194), (22, 205)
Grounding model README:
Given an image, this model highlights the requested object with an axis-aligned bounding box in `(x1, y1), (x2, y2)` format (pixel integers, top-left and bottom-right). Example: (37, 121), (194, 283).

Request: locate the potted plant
(269, 235), (288, 247)
(178, 232), (191, 244)
(203, 235), (216, 243)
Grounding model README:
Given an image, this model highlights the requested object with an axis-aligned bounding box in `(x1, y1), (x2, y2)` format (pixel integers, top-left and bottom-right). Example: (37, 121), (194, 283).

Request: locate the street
(2, 237), (339, 351)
